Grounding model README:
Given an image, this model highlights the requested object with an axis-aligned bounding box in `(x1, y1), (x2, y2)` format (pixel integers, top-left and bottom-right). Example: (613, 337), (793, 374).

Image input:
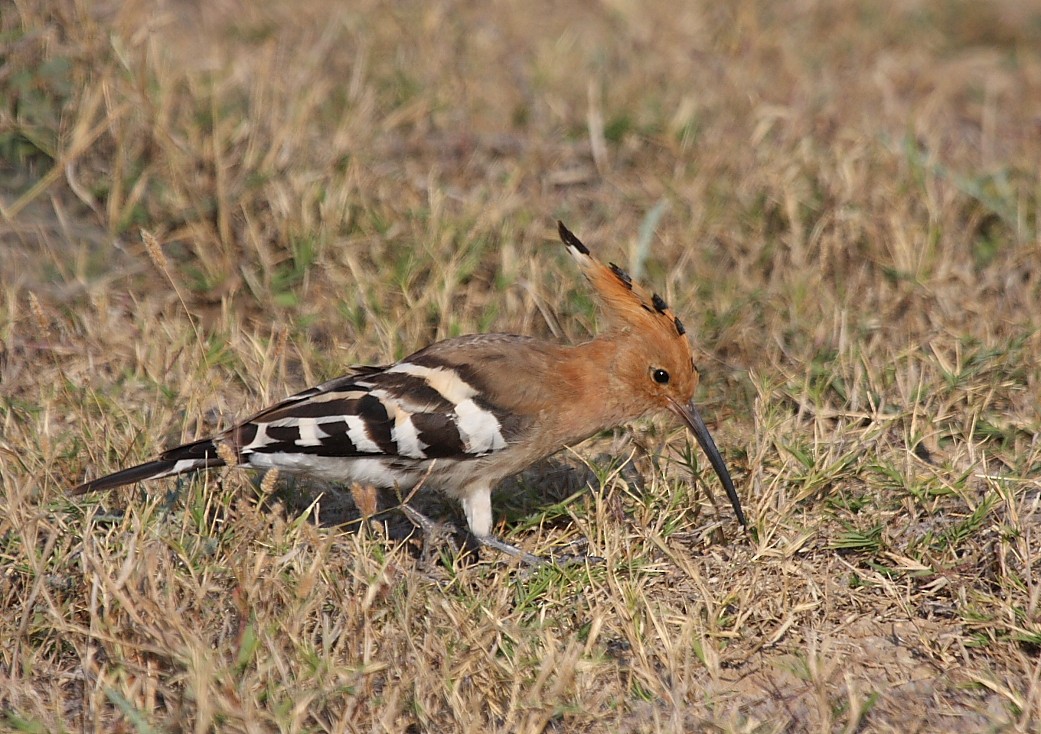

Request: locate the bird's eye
(652, 368), (670, 384)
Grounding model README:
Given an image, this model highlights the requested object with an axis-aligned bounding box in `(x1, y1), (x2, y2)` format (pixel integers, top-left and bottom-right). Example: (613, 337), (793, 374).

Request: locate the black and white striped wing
(231, 361), (515, 464)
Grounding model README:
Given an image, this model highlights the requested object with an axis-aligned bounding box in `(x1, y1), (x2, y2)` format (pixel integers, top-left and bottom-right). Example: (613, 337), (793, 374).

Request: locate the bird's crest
(558, 221), (687, 338)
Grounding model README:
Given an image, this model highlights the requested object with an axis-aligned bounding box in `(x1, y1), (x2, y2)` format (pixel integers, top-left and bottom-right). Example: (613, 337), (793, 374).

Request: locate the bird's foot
(398, 504), (466, 567)
(475, 534), (547, 567)
(399, 504), (599, 568)
(478, 534), (604, 568)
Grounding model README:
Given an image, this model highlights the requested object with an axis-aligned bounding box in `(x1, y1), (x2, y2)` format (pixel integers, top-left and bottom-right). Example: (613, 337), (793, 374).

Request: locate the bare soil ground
(2, 1), (1040, 731)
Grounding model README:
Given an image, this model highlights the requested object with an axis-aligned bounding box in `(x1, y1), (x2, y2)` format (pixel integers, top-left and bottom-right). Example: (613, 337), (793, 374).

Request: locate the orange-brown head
(558, 221), (746, 527)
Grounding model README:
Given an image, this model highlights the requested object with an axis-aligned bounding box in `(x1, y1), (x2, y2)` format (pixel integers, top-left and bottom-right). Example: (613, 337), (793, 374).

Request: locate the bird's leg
(402, 486), (599, 568)
(459, 487), (543, 565)
(400, 502), (544, 566)
(399, 501), (546, 566)
(462, 486), (595, 567)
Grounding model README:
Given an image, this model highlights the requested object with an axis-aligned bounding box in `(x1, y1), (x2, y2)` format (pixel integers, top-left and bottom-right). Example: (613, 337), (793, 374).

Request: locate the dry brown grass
(3, 0), (1041, 731)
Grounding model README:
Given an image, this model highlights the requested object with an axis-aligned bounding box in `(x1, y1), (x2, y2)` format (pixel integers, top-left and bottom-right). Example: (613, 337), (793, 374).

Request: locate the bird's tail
(70, 438), (228, 495)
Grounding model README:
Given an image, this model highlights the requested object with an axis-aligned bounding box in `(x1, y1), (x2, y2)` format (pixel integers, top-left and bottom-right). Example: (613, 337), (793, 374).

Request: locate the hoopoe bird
(72, 222), (746, 560)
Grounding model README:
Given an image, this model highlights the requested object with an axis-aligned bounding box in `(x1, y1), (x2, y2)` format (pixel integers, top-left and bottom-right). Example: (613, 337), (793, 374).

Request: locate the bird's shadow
(268, 458), (602, 546)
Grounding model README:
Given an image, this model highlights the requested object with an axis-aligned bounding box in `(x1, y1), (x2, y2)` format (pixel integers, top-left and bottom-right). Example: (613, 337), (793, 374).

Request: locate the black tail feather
(71, 438), (227, 495)
(158, 437), (225, 463)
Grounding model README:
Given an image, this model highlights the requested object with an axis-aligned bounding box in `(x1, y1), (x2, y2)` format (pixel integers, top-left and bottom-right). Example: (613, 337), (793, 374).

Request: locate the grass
(2, 0), (1041, 731)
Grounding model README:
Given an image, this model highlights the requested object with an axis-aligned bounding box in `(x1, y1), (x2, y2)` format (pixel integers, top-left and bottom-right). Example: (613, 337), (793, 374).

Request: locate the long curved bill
(669, 399), (747, 528)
